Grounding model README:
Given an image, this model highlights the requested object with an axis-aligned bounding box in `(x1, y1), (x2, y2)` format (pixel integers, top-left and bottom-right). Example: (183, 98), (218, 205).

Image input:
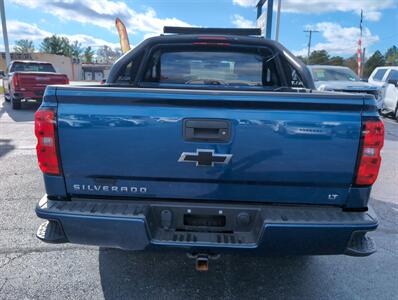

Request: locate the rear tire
(11, 97), (21, 110)
(395, 107), (398, 122)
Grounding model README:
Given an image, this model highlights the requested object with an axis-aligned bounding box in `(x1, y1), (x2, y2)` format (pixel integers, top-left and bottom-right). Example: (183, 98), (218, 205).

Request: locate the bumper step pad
(36, 220), (68, 244)
(345, 232), (376, 256)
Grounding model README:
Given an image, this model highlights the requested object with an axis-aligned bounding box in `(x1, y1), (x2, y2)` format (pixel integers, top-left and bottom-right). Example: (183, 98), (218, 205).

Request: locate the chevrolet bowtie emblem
(178, 149), (232, 167)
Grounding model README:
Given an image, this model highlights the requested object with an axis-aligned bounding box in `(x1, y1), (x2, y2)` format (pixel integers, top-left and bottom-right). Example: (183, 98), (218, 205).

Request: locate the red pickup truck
(2, 60), (69, 109)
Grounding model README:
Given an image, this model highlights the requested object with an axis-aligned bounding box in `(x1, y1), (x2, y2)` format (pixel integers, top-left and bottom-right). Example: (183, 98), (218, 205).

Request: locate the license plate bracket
(184, 214), (226, 227)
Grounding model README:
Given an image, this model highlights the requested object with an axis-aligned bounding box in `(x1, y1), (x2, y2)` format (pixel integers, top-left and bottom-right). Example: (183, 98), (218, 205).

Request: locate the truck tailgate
(55, 87), (364, 205)
(18, 72), (68, 88)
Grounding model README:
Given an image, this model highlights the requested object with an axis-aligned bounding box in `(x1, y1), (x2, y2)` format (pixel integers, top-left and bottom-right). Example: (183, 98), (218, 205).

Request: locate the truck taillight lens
(12, 74), (19, 89)
(34, 109), (61, 175)
(355, 119), (384, 185)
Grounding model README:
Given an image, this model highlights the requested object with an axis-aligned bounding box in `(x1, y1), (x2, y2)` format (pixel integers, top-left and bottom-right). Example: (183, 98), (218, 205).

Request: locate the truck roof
(308, 65), (351, 69)
(154, 27), (278, 47)
(144, 33), (275, 48)
(373, 66), (398, 70)
(163, 26), (262, 36)
(11, 60), (53, 65)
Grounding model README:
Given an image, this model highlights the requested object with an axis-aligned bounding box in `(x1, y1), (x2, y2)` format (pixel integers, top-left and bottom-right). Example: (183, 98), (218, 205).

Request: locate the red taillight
(63, 76), (69, 85)
(355, 119), (384, 185)
(197, 36), (228, 40)
(34, 109), (61, 175)
(12, 74), (19, 89)
(192, 42), (230, 46)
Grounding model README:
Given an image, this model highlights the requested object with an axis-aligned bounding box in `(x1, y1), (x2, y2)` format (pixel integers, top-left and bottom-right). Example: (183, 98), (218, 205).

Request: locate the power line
(304, 29), (319, 63)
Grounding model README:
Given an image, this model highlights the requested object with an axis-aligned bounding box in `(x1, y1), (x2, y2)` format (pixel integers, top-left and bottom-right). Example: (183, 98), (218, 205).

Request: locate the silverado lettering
(73, 184), (147, 193)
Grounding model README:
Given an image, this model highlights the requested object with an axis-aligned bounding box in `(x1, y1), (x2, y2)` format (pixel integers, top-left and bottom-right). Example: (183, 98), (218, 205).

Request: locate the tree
(385, 46), (398, 66)
(83, 46), (95, 63)
(114, 48), (122, 58)
(295, 55), (306, 64)
(364, 51), (386, 78)
(40, 35), (84, 60)
(293, 46), (396, 77)
(96, 45), (121, 64)
(329, 56), (344, 66)
(70, 40), (83, 60)
(13, 39), (35, 54)
(343, 54), (357, 73)
(308, 50), (329, 65)
(40, 35), (72, 56)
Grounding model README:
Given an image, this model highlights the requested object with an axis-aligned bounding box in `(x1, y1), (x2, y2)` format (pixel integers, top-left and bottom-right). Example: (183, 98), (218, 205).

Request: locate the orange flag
(115, 17), (131, 53)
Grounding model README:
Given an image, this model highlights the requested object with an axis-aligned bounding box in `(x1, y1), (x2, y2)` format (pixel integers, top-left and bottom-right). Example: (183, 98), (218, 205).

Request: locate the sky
(1, 0), (398, 58)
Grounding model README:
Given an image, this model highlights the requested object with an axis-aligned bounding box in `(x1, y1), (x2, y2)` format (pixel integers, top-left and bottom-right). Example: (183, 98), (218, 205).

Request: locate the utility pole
(275, 0), (282, 42)
(256, 0), (274, 39)
(304, 29), (319, 64)
(0, 0), (11, 67)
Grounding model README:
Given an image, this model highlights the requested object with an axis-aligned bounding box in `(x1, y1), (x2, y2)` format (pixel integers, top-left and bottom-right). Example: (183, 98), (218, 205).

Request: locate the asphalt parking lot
(0, 97), (397, 300)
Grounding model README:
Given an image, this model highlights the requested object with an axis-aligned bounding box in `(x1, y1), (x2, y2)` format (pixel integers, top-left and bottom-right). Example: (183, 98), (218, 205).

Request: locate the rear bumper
(13, 89), (44, 100)
(36, 196), (378, 256)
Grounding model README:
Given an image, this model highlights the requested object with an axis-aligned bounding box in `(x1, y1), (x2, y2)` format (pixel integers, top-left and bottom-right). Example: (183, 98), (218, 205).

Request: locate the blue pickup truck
(34, 27), (384, 269)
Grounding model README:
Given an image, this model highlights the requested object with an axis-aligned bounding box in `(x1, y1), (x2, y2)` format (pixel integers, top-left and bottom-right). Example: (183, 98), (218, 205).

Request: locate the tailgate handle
(184, 119), (231, 142)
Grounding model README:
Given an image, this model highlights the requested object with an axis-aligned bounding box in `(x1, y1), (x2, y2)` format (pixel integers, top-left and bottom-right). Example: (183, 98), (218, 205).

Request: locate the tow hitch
(187, 253), (220, 271)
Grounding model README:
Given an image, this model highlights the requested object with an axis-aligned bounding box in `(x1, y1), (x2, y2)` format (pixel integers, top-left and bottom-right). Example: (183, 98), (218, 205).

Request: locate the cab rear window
(11, 63), (55, 73)
(143, 49), (281, 88)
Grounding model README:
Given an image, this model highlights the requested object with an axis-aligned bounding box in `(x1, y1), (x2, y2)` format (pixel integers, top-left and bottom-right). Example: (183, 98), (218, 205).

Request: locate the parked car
(368, 66), (398, 120)
(34, 27), (383, 270)
(3, 60), (69, 110)
(308, 65), (383, 109)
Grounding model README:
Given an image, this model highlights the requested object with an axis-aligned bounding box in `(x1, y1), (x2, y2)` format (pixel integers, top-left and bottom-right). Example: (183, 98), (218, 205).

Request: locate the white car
(368, 66), (398, 120)
(308, 65), (384, 109)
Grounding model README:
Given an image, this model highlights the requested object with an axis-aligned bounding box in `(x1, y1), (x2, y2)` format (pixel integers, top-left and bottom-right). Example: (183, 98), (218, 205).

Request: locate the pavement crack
(0, 253), (27, 270)
(0, 245), (97, 256)
(0, 278), (8, 294)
